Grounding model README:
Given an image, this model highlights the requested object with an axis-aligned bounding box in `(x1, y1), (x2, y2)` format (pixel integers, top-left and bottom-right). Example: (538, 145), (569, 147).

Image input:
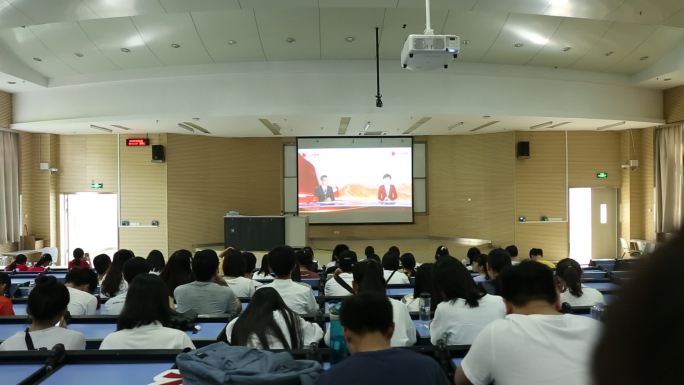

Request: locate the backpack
(176, 342), (322, 385)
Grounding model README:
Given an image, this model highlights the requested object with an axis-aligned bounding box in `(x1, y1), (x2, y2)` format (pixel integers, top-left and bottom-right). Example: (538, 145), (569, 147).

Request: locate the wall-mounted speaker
(517, 141), (530, 159)
(152, 145), (165, 163)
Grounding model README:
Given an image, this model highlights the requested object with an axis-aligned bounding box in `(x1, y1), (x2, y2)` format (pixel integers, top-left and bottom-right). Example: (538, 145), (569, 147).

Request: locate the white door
(569, 188), (618, 264)
(59, 193), (118, 266)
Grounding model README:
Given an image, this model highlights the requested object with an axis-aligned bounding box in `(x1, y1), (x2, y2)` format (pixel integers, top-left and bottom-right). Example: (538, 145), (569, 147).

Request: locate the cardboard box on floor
(20, 235), (44, 251)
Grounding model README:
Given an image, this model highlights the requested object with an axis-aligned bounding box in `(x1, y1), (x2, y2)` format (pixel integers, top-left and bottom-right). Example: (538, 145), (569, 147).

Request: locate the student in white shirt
(226, 287), (323, 349)
(104, 257), (151, 315)
(556, 258), (605, 307)
(323, 244), (350, 275)
(257, 246), (319, 316)
(472, 254), (488, 283)
(401, 263), (435, 312)
(431, 257), (506, 346)
(100, 274), (195, 350)
(463, 247), (481, 270)
(65, 267), (99, 316)
(252, 253), (274, 281)
(222, 249), (260, 298)
(0, 276), (85, 351)
(93, 254), (111, 286)
(100, 249), (135, 298)
(324, 251), (357, 297)
(454, 261), (601, 385)
(382, 253), (410, 285)
(146, 249), (166, 275)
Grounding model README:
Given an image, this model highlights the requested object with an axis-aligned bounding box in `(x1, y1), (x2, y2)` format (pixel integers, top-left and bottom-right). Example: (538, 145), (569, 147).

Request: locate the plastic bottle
(419, 292), (431, 322)
(329, 302), (348, 364)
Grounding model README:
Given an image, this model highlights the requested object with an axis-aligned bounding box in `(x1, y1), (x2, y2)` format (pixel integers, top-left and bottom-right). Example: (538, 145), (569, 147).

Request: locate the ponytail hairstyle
(352, 259), (386, 296)
(435, 256), (483, 307)
(6, 254), (27, 271)
(35, 254), (53, 267)
(28, 275), (69, 323)
(435, 245), (450, 260)
(556, 258), (583, 297)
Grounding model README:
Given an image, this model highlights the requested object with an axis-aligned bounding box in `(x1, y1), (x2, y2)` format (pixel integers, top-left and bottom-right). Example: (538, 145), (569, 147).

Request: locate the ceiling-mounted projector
(401, 0), (459, 70)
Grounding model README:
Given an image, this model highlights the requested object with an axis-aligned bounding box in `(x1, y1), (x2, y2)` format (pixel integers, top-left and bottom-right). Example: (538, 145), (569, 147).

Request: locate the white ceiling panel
(572, 22), (657, 72)
(132, 13), (214, 66)
(320, 0), (398, 7)
(159, 0), (240, 13)
(379, 8), (448, 59)
(239, 0), (317, 8)
(542, 0), (623, 20)
(320, 9), (385, 60)
(28, 22), (118, 73)
(611, 26), (684, 74)
(663, 8), (684, 29)
(608, 0), (684, 25)
(441, 10), (508, 62)
(0, 0), (35, 29)
(473, 0), (552, 14)
(254, 9), (320, 61)
(528, 18), (612, 68)
(0, 27), (77, 78)
(82, 0), (166, 18)
(482, 14), (562, 65)
(192, 10), (265, 62)
(397, 0), (477, 10)
(8, 0), (97, 24)
(79, 17), (163, 69)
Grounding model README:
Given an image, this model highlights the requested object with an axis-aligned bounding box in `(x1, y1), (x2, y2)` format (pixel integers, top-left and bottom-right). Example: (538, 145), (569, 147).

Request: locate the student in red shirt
(5, 254), (28, 272)
(0, 272), (14, 316)
(28, 254), (53, 272)
(68, 248), (91, 271)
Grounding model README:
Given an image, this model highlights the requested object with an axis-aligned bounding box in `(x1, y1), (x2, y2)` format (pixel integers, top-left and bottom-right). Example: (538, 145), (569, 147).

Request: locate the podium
(224, 215), (309, 250)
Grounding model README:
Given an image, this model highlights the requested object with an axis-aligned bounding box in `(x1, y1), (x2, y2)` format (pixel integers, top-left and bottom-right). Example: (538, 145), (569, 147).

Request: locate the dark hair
(296, 249), (314, 271)
(505, 245), (519, 258)
(223, 249), (246, 277)
(387, 246), (400, 259)
(192, 249), (219, 281)
(302, 246), (314, 258)
(118, 274), (171, 330)
(242, 252), (257, 274)
(435, 245), (450, 260)
(320, 175), (328, 180)
(66, 267), (98, 293)
(340, 292), (393, 334)
(382, 174), (392, 180)
(269, 246), (296, 277)
(36, 254), (52, 267)
(435, 257), (483, 307)
(353, 259), (386, 295)
(258, 253), (271, 276)
(364, 246), (375, 259)
(231, 287), (302, 349)
(501, 260), (557, 307)
(381, 252), (400, 271)
(28, 276), (69, 322)
(556, 258), (583, 297)
(0, 272), (11, 296)
(466, 247), (481, 265)
(367, 254), (380, 263)
(93, 254), (111, 275)
(146, 250), (166, 273)
(487, 248), (512, 274)
(7, 254), (27, 270)
(73, 248), (85, 261)
(332, 244), (350, 262)
(338, 250), (358, 273)
(529, 248), (543, 257)
(400, 253), (416, 272)
(476, 254), (488, 273)
(124, 257), (152, 283)
(413, 263), (435, 301)
(101, 249), (135, 297)
(160, 249), (194, 298)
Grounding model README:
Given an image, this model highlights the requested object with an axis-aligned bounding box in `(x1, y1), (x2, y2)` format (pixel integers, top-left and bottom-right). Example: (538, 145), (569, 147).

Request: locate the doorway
(59, 193), (118, 266)
(569, 188), (618, 264)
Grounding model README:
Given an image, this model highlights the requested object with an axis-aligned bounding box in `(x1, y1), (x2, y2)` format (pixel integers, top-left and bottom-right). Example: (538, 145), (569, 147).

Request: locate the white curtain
(655, 124), (684, 233)
(0, 131), (20, 244)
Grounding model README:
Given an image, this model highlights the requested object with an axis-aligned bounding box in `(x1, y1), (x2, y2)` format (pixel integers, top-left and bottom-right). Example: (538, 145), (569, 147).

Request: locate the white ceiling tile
(473, 0), (552, 14)
(571, 22), (657, 72)
(192, 10), (265, 62)
(239, 0), (317, 8)
(254, 9), (320, 61)
(441, 10), (508, 62)
(528, 18), (612, 68)
(0, 26), (77, 78)
(8, 0), (97, 24)
(320, 0), (397, 7)
(79, 17), (163, 69)
(542, 0), (623, 19)
(159, 0), (240, 13)
(82, 0), (166, 18)
(0, 0), (35, 29)
(320, 9), (385, 59)
(481, 14), (563, 66)
(132, 13), (214, 66)
(397, 0), (477, 9)
(611, 26), (684, 74)
(607, 0), (684, 25)
(379, 8), (448, 59)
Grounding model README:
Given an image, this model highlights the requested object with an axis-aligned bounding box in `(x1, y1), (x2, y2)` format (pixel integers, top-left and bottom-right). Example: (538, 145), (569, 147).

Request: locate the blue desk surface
(452, 358), (463, 368)
(585, 282), (618, 292)
(414, 320), (430, 338)
(6, 363), (42, 385)
(387, 287), (412, 296)
(41, 363), (174, 385)
(13, 303), (27, 316)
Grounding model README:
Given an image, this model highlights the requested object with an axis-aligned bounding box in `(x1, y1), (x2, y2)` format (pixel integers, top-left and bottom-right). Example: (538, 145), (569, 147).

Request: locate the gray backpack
(176, 342), (322, 385)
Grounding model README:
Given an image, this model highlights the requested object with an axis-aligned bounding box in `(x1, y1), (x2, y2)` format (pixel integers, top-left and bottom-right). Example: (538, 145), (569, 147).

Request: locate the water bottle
(419, 293), (431, 322)
(590, 302), (606, 321)
(329, 303), (348, 364)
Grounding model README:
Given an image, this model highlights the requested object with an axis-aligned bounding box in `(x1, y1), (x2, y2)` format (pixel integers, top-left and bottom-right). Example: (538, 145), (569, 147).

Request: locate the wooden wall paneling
(0, 92), (10, 128)
(567, 131), (621, 188)
(664, 85), (684, 124)
(86, 135), (118, 193)
(640, 127), (655, 240)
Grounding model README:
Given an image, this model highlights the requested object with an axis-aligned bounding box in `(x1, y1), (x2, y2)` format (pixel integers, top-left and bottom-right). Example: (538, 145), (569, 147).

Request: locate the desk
(584, 282), (619, 293)
(6, 363), (42, 385)
(414, 320), (430, 339)
(582, 271), (607, 279)
(41, 363), (174, 385)
(451, 358), (463, 368)
(13, 303), (27, 315)
(387, 287), (412, 297)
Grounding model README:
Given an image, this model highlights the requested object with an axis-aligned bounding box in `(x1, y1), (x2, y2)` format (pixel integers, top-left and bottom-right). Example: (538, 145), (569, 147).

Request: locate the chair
(619, 238), (641, 259)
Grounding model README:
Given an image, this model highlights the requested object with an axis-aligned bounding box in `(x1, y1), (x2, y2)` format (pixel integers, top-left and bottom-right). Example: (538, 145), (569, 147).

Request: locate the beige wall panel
(515, 222), (568, 261)
(0, 92), (10, 128)
(309, 215), (429, 240)
(619, 132), (631, 240)
(664, 85), (684, 123)
(567, 131), (621, 188)
(641, 128), (655, 240)
(58, 136), (87, 192)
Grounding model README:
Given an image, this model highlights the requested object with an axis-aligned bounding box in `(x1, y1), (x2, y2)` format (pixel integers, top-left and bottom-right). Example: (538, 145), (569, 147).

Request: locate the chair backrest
(619, 238), (629, 251)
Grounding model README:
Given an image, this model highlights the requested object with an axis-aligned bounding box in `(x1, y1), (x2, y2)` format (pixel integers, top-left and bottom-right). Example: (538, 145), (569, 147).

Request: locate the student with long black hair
(160, 249), (194, 300)
(93, 253), (111, 284)
(100, 274), (195, 350)
(401, 263), (436, 312)
(5, 254), (28, 272)
(146, 250), (166, 274)
(226, 287), (323, 349)
(28, 254), (52, 272)
(0, 276), (85, 350)
(381, 252), (410, 285)
(400, 253), (417, 278)
(0, 272), (14, 316)
(556, 258), (604, 307)
(104, 257), (151, 315)
(434, 245), (450, 261)
(253, 253), (273, 280)
(68, 248), (91, 271)
(101, 249), (135, 298)
(431, 257), (505, 346)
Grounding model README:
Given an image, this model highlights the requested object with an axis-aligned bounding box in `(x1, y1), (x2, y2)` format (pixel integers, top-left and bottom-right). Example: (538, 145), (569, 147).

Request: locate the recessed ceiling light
(345, 36), (355, 43)
(664, 78), (672, 81)
(462, 39), (471, 45)
(32, 57), (42, 62)
(171, 43), (181, 48)
(7, 81), (16, 85)
(483, 115), (492, 119)
(639, 56), (649, 61)
(562, 46), (571, 52)
(120, 48), (131, 53)
(74, 52), (84, 58)
(285, 37), (296, 43)
(447, 122), (464, 130)
(514, 43), (524, 48)
(227, 40), (237, 45)
(605, 51), (614, 56)
(192, 117), (200, 121)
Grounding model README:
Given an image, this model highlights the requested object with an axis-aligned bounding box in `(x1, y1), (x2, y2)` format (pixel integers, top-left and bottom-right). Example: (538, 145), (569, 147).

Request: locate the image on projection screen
(297, 138), (413, 224)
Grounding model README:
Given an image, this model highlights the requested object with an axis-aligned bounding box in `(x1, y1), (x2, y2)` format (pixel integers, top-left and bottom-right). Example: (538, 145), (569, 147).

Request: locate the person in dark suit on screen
(377, 174), (398, 201)
(315, 175), (335, 202)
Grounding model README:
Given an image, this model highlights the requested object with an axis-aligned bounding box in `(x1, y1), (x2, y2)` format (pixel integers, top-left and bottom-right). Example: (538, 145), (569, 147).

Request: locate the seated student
(297, 250), (320, 279)
(146, 249), (166, 275)
(472, 254), (488, 283)
(435, 245), (450, 261)
(555, 258), (604, 307)
(454, 261), (601, 385)
(0, 272), (14, 316)
(28, 254), (52, 272)
(364, 246), (376, 260)
(242, 251), (258, 277)
(253, 253), (274, 280)
(104, 257), (151, 315)
(479, 249), (512, 296)
(504, 245), (519, 264)
(100, 274), (195, 350)
(0, 276), (86, 350)
(226, 287), (323, 349)
(324, 250), (357, 297)
(324, 244), (350, 275)
(463, 247), (481, 270)
(175, 249), (241, 317)
(257, 246), (319, 316)
(68, 248), (91, 271)
(160, 249), (194, 301)
(400, 253), (417, 278)
(316, 292), (449, 385)
(431, 258), (505, 346)
(65, 268), (99, 316)
(101, 249), (135, 298)
(529, 248), (555, 269)
(5, 254), (28, 272)
(402, 263), (435, 312)
(222, 249), (260, 298)
(93, 253), (111, 284)
(382, 253), (410, 285)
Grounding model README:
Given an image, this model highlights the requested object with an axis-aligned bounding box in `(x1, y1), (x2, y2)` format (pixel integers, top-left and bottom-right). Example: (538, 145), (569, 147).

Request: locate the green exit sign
(596, 172), (608, 179)
(90, 182), (104, 189)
